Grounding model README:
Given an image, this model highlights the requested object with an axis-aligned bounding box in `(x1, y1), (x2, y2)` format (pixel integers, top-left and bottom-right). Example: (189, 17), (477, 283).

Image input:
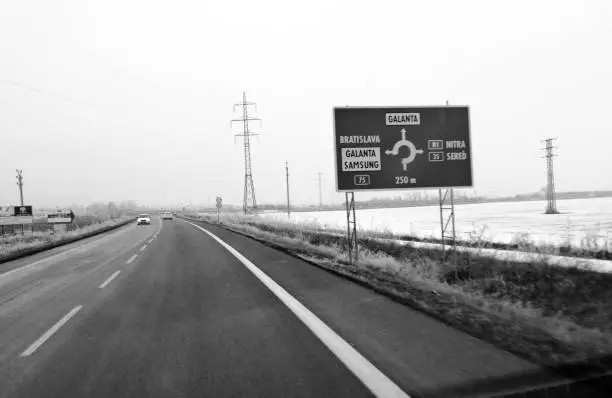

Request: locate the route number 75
(354, 175), (370, 186)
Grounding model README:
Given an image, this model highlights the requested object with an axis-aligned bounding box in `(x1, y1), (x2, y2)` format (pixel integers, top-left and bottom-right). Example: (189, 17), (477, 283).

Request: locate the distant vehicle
(162, 212), (173, 220)
(137, 214), (151, 225)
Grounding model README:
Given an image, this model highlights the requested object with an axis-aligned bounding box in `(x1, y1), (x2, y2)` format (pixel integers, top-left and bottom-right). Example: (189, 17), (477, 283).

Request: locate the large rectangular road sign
(334, 106), (473, 191)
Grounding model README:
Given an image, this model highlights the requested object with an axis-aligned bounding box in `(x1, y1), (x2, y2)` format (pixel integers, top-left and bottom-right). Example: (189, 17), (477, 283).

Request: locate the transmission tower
(231, 92), (261, 215)
(542, 138), (559, 214)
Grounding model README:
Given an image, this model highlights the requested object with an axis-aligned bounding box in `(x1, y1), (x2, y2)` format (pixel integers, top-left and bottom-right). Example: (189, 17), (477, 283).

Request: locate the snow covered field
(262, 197), (612, 249)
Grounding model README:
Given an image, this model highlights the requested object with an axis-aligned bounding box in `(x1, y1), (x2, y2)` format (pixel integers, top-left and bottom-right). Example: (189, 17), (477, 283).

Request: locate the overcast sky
(1, 0), (611, 208)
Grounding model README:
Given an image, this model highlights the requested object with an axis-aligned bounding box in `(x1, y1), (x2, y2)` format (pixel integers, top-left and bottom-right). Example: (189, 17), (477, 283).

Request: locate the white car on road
(137, 214), (151, 225)
(162, 212), (174, 220)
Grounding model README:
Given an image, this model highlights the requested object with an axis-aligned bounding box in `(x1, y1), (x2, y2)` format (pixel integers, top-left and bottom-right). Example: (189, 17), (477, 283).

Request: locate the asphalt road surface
(0, 217), (570, 397)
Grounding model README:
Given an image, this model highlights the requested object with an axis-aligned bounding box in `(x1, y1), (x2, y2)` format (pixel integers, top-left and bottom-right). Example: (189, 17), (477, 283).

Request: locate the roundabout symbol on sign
(384, 129), (424, 171)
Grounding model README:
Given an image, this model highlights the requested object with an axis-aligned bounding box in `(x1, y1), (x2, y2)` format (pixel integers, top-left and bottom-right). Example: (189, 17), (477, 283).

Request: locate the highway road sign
(47, 209), (75, 224)
(216, 197), (223, 209)
(0, 205), (34, 225)
(334, 107), (473, 191)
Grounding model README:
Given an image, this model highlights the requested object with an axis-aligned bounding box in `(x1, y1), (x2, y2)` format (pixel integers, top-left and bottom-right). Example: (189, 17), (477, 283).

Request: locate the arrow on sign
(385, 129), (424, 170)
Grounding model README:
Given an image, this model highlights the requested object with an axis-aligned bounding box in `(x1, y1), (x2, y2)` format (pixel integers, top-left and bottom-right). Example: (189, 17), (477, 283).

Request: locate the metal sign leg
(345, 192), (358, 265)
(439, 188), (457, 266)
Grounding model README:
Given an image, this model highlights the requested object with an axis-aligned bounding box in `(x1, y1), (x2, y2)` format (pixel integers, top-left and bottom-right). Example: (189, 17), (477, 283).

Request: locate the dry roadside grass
(0, 217), (133, 261)
(189, 213), (612, 373)
(237, 215), (612, 260)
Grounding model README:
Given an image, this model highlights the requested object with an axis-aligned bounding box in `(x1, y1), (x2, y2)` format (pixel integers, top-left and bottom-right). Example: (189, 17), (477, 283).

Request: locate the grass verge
(256, 216), (612, 261)
(0, 217), (135, 265)
(185, 213), (612, 380)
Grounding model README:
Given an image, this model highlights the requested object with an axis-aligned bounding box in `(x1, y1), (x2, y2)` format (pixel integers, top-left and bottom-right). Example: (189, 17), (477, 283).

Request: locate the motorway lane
(0, 218), (161, 395)
(0, 215), (573, 397)
(4, 219), (375, 398)
(183, 219), (569, 397)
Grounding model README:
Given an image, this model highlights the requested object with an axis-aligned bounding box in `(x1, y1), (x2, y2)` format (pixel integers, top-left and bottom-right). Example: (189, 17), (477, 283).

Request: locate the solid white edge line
(140, 245), (147, 252)
(99, 270), (121, 289)
(186, 221), (410, 398)
(126, 254), (138, 264)
(20, 305), (83, 357)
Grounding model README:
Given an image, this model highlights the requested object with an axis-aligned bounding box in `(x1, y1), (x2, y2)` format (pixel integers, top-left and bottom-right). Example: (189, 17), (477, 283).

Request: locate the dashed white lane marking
(99, 270), (121, 289)
(126, 254), (138, 264)
(140, 245), (147, 252)
(186, 221), (410, 398)
(20, 305), (83, 357)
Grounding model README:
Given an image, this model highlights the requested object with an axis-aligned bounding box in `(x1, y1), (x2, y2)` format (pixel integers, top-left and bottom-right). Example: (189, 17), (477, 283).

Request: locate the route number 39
(395, 176), (410, 184)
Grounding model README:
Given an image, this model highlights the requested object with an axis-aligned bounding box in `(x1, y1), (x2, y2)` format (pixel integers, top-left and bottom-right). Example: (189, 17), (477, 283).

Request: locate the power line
(0, 79), (175, 137)
(0, 79), (99, 108)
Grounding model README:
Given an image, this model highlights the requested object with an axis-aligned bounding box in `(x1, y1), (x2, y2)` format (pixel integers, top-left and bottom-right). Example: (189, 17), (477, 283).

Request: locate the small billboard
(0, 206), (34, 225)
(47, 209), (75, 224)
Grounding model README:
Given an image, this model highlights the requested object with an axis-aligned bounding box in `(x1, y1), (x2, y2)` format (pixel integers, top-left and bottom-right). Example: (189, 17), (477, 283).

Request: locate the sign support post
(345, 192), (358, 265)
(438, 188), (457, 257)
(286, 161), (291, 219)
(438, 100), (457, 266)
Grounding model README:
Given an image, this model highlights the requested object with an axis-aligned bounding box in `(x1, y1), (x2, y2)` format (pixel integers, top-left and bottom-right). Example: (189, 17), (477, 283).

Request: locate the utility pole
(231, 91), (261, 215)
(317, 172), (323, 208)
(285, 161), (291, 218)
(542, 138), (559, 214)
(16, 169), (24, 206)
